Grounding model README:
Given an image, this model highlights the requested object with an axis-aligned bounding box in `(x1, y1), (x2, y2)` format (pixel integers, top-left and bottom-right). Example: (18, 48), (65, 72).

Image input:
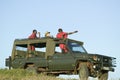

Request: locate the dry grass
(0, 69), (63, 80)
(0, 69), (119, 80)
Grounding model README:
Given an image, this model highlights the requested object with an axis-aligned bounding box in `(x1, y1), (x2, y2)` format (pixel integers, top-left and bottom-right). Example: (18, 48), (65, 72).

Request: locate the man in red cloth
(56, 28), (78, 53)
(28, 29), (40, 51)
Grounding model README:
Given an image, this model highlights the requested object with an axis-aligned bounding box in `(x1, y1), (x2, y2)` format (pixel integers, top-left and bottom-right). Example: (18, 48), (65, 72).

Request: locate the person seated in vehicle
(45, 31), (53, 38)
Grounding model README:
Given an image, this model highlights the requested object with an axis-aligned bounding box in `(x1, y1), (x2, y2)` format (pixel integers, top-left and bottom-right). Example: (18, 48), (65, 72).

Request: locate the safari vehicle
(5, 37), (116, 80)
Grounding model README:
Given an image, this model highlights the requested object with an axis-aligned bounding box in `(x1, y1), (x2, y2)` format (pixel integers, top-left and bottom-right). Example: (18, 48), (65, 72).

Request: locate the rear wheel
(79, 63), (89, 80)
(25, 64), (37, 74)
(98, 71), (108, 80)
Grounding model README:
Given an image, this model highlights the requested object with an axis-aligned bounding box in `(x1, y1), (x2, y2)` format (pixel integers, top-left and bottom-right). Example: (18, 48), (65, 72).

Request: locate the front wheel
(98, 71), (108, 80)
(79, 63), (89, 80)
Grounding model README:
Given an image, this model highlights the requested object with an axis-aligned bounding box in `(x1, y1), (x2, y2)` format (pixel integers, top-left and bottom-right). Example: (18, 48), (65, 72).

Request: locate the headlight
(93, 65), (96, 68)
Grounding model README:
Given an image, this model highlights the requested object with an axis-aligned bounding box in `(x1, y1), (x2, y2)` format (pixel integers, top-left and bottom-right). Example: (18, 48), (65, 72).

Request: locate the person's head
(33, 29), (37, 34)
(45, 31), (50, 37)
(58, 28), (63, 32)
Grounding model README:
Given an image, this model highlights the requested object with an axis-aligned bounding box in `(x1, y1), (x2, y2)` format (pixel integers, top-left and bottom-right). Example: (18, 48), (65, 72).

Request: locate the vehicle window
(68, 41), (86, 53)
(36, 47), (46, 52)
(16, 43), (47, 52)
(16, 44), (27, 51)
(55, 46), (62, 53)
(33, 43), (46, 52)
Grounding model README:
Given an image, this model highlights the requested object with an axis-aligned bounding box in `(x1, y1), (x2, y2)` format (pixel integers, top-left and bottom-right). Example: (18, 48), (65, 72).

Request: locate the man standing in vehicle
(28, 29), (40, 51)
(56, 28), (78, 53)
(29, 29), (40, 39)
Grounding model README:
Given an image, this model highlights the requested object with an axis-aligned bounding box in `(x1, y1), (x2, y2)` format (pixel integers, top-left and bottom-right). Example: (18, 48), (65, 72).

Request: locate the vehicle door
(48, 46), (75, 71)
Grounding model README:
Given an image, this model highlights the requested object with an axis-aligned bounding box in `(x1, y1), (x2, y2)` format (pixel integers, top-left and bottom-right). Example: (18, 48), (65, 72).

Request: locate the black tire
(98, 71), (108, 80)
(79, 63), (89, 80)
(26, 66), (37, 74)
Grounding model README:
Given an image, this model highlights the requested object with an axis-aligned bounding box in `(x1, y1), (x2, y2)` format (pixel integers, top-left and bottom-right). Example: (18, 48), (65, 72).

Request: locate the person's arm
(67, 30), (78, 35)
(37, 32), (40, 38)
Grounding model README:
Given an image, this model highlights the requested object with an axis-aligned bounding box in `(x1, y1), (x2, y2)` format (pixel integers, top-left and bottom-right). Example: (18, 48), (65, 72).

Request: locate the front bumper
(102, 67), (115, 72)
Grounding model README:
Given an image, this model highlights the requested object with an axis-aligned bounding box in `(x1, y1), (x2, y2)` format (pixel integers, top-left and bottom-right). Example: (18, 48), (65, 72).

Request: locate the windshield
(68, 41), (86, 53)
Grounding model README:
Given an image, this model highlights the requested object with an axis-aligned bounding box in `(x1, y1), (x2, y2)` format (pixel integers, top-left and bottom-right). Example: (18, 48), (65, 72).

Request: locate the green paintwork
(5, 37), (116, 77)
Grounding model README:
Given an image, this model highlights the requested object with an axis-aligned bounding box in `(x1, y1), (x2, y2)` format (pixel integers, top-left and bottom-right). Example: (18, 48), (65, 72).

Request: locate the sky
(0, 0), (120, 79)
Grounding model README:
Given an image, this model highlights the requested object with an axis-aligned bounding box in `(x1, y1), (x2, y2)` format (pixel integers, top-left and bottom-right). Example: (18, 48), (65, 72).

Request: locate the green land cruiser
(5, 37), (116, 80)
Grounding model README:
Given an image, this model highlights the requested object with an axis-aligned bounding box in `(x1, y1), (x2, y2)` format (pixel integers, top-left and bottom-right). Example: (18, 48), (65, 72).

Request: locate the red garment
(59, 44), (68, 53)
(28, 45), (35, 51)
(29, 33), (37, 39)
(28, 33), (37, 51)
(56, 32), (68, 39)
(56, 32), (68, 53)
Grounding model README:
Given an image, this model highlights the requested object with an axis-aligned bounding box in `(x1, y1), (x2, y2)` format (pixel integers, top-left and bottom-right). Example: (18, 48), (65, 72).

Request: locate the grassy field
(0, 69), (64, 80)
(0, 69), (119, 80)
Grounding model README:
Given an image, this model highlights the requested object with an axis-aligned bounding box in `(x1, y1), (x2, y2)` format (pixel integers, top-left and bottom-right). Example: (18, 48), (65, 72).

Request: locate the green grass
(0, 69), (119, 80)
(0, 69), (63, 80)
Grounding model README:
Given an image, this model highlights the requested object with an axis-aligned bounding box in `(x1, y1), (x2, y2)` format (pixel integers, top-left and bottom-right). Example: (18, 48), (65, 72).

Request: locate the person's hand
(38, 32), (40, 34)
(74, 30), (78, 33)
(37, 32), (40, 38)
